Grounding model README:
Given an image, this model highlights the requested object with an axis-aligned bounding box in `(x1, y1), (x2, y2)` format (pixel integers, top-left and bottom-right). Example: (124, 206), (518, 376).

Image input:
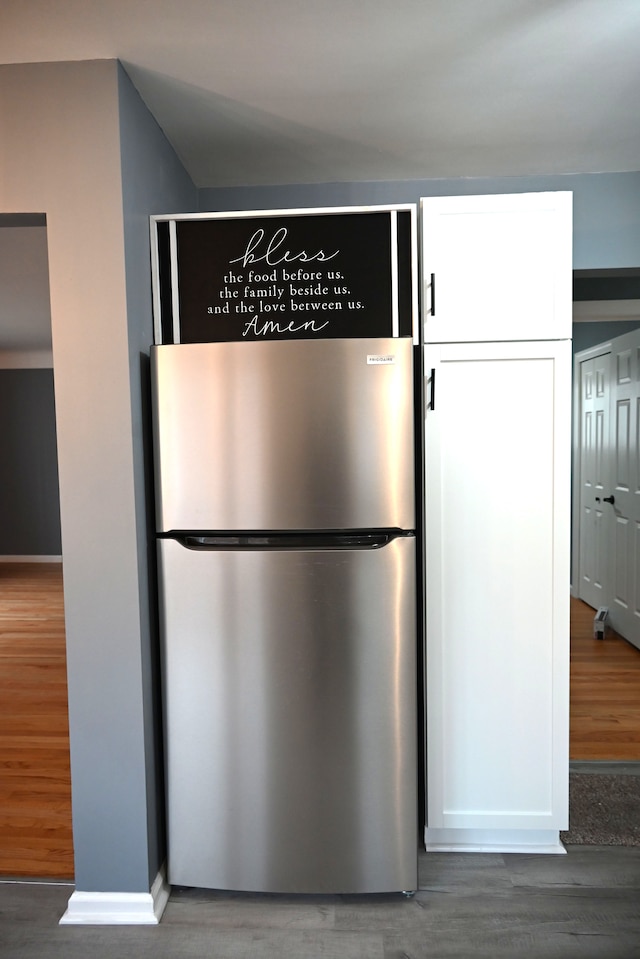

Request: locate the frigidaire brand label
(367, 354), (396, 365)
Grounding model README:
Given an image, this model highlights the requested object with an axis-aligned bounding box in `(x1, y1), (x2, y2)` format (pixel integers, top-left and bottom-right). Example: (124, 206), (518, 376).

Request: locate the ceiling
(1, 0), (640, 189)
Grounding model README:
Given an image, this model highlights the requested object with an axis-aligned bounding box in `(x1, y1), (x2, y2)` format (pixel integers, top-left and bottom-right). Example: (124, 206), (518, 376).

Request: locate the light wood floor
(570, 595), (640, 761)
(1, 566), (639, 881)
(0, 563), (73, 879)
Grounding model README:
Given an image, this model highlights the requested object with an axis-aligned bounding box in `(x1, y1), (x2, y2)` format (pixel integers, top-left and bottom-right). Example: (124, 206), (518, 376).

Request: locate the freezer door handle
(178, 531), (412, 551)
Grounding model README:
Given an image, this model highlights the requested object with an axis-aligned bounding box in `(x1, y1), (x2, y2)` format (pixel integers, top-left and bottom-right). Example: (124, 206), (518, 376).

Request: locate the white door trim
(571, 340), (613, 599)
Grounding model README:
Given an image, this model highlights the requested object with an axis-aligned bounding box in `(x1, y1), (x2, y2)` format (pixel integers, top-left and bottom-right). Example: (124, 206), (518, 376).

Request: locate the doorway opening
(570, 268), (640, 763)
(0, 213), (73, 879)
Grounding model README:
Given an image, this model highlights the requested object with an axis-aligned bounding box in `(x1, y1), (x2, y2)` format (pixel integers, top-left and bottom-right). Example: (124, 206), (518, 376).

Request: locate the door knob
(603, 495), (615, 505)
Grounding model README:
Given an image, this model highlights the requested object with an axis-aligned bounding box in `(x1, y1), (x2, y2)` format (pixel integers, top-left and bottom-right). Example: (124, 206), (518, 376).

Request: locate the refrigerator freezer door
(159, 535), (417, 893)
(152, 338), (415, 532)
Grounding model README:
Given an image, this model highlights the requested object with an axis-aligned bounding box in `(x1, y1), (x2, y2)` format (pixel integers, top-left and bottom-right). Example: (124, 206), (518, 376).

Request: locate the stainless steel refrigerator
(152, 336), (417, 894)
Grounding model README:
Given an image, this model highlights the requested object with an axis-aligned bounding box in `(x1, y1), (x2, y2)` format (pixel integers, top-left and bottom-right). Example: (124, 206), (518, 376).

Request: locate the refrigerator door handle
(178, 531), (412, 551)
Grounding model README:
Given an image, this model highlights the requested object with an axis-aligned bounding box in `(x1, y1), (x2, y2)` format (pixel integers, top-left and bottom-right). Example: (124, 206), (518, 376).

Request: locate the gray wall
(0, 368), (61, 555)
(573, 320), (640, 357)
(199, 172), (640, 270)
(0, 60), (195, 895)
(0, 60), (136, 893)
(117, 62), (198, 887)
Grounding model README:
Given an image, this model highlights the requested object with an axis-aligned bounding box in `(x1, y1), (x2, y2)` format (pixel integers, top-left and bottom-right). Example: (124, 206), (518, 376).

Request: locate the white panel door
(574, 330), (640, 651)
(608, 332), (640, 649)
(577, 351), (611, 610)
(424, 339), (570, 832)
(421, 192), (572, 343)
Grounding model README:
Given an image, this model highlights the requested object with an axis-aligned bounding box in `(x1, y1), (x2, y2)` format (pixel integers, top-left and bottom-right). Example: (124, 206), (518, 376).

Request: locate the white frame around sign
(149, 204), (419, 347)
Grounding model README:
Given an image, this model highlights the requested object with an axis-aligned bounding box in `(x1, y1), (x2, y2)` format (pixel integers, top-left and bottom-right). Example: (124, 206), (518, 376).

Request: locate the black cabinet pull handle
(430, 273), (436, 316)
(429, 368), (436, 411)
(603, 495), (615, 505)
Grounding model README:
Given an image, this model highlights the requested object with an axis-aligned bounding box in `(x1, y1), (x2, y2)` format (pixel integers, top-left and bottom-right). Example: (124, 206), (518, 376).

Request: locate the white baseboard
(425, 827), (566, 855)
(0, 555), (62, 563)
(59, 868), (170, 925)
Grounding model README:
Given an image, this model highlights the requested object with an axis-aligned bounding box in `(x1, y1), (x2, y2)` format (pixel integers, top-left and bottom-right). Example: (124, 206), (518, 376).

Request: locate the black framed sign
(152, 206), (418, 344)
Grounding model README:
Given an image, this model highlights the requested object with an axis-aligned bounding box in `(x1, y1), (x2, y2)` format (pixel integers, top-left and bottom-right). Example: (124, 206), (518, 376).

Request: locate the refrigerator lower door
(158, 535), (417, 894)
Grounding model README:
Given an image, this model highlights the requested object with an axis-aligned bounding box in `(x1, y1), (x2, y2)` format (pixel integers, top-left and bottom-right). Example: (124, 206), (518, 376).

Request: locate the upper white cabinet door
(421, 192), (572, 343)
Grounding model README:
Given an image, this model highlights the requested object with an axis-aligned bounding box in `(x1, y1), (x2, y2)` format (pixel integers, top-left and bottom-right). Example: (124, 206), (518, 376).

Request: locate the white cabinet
(421, 192), (572, 854)
(421, 192), (572, 343)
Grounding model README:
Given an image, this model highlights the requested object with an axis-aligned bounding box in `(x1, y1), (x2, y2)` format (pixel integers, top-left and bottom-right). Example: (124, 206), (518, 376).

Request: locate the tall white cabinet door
(421, 192), (572, 343)
(424, 340), (571, 841)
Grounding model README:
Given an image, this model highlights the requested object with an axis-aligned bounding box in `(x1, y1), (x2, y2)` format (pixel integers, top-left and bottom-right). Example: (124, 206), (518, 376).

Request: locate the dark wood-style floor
(3, 847), (640, 957)
(1, 565), (640, 882)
